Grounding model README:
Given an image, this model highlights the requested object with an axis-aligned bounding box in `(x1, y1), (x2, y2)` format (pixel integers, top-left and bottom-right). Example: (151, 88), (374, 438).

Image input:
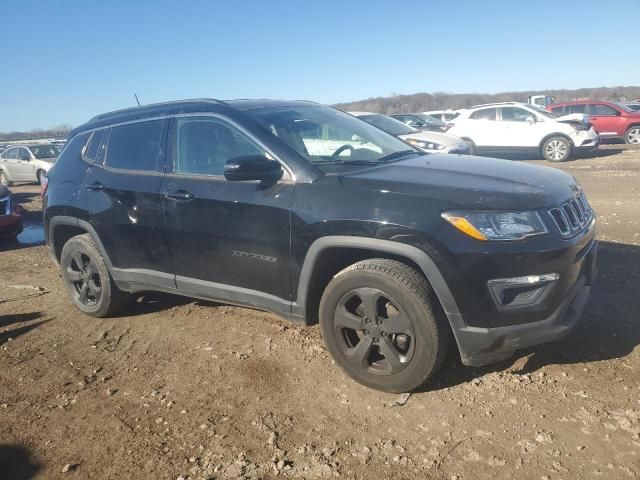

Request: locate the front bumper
(451, 240), (597, 367)
(0, 207), (24, 238)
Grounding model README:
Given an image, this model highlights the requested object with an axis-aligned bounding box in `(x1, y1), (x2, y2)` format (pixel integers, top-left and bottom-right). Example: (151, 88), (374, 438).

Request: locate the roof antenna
(134, 93), (141, 106)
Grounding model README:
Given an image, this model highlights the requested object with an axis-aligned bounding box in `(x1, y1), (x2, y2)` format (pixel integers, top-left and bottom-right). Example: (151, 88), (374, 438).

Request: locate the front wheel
(60, 233), (130, 317)
(0, 170), (11, 187)
(625, 126), (640, 145)
(319, 259), (450, 393)
(36, 169), (45, 185)
(542, 136), (572, 162)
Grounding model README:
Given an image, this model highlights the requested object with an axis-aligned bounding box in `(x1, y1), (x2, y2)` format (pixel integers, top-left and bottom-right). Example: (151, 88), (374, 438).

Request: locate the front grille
(548, 191), (593, 237)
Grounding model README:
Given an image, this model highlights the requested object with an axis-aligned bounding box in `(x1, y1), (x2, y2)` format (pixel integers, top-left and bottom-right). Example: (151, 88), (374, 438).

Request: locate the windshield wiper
(376, 149), (422, 163)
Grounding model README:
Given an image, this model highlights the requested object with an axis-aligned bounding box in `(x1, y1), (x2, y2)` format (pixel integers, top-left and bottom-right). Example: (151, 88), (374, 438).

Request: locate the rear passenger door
(78, 119), (175, 287)
(465, 107), (499, 147)
(160, 115), (294, 303)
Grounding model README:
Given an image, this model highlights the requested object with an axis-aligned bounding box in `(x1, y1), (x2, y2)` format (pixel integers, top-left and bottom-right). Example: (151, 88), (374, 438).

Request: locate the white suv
(0, 144), (59, 186)
(448, 102), (599, 162)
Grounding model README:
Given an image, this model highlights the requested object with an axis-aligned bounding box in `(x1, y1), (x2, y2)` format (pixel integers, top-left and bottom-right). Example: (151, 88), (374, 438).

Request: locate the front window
(245, 106), (419, 167)
(30, 145), (60, 159)
(500, 107), (534, 122)
(589, 104), (618, 116)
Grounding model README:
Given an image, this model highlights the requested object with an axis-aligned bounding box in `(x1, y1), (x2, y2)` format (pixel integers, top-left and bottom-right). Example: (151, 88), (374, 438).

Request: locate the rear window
(105, 120), (163, 171)
(84, 129), (106, 163)
(568, 105), (586, 114)
(550, 106), (565, 114)
(470, 108), (497, 120)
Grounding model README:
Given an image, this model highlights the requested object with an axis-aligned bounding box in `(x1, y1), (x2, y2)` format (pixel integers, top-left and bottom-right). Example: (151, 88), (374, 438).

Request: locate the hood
(397, 130), (464, 146)
(339, 154), (579, 210)
(556, 113), (589, 125)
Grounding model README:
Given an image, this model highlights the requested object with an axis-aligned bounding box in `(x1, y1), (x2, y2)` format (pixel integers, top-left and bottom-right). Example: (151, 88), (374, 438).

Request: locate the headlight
(407, 138), (445, 150)
(441, 211), (548, 241)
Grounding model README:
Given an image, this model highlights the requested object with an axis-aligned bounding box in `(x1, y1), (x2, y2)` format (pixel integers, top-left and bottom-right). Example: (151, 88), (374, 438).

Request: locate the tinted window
(175, 117), (264, 176)
(500, 107), (533, 122)
(106, 120), (163, 171)
(5, 148), (19, 160)
(550, 106), (564, 114)
(470, 108), (497, 120)
(590, 104), (618, 116)
(19, 148), (31, 160)
(568, 105), (586, 114)
(359, 114), (416, 135)
(84, 129), (105, 162)
(30, 145), (60, 159)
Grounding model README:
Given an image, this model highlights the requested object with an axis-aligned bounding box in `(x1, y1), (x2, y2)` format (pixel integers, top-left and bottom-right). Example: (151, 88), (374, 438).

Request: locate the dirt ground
(1, 145), (639, 480)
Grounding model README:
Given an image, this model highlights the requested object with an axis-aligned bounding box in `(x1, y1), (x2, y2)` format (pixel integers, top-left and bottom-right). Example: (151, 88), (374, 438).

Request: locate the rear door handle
(164, 190), (194, 201)
(85, 182), (105, 191)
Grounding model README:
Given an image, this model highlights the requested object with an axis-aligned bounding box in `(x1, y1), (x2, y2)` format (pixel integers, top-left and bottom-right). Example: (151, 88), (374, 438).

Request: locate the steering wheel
(331, 144), (355, 157)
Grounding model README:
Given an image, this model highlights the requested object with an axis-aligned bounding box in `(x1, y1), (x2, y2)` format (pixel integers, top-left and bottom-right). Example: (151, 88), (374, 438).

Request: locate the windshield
(414, 114), (446, 128)
(358, 114), (417, 136)
(30, 145), (60, 158)
(246, 106), (419, 166)
(527, 104), (559, 119)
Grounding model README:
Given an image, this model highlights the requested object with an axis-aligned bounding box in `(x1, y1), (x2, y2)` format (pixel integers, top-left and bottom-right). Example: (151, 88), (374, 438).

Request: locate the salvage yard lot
(1, 145), (639, 479)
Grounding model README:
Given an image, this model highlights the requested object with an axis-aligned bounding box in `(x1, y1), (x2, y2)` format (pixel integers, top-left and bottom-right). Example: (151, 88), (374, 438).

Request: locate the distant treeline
(0, 124), (72, 142)
(334, 86), (640, 114)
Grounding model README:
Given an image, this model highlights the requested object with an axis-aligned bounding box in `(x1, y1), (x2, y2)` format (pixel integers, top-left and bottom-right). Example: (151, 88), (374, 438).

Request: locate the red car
(547, 100), (640, 145)
(0, 185), (24, 240)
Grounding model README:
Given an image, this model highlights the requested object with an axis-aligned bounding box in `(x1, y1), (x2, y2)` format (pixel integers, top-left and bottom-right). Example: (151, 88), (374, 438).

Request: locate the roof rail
(89, 98), (228, 122)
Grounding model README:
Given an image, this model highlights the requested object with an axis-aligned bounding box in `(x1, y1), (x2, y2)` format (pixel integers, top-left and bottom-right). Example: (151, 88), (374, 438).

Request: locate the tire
(0, 170), (11, 187)
(542, 136), (572, 162)
(60, 233), (130, 317)
(319, 259), (450, 393)
(625, 126), (640, 145)
(462, 138), (476, 155)
(36, 169), (45, 185)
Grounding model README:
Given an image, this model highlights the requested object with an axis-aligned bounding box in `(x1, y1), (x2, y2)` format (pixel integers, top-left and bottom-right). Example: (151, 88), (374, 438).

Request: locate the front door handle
(85, 182), (105, 191)
(164, 190), (194, 201)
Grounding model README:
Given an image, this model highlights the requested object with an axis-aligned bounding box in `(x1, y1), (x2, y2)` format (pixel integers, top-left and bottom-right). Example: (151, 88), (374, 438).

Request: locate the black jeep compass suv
(44, 99), (597, 392)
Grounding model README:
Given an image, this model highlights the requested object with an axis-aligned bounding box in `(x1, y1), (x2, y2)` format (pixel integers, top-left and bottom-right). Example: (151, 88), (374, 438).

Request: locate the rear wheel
(542, 136), (572, 162)
(625, 126), (640, 145)
(319, 259), (450, 393)
(60, 233), (130, 317)
(0, 170), (11, 187)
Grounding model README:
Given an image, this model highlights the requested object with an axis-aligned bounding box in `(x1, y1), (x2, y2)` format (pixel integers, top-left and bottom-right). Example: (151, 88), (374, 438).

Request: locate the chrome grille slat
(548, 192), (593, 238)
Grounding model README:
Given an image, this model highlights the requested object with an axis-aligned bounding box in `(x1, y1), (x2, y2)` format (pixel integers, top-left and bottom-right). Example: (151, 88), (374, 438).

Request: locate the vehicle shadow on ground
(0, 312), (50, 346)
(0, 444), (42, 480)
(126, 293), (202, 315)
(426, 240), (640, 391)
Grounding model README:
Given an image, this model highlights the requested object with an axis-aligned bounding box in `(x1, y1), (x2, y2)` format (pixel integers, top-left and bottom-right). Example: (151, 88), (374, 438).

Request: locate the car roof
(70, 98), (321, 137)
(348, 111), (378, 116)
(466, 102), (523, 109)
(551, 99), (617, 106)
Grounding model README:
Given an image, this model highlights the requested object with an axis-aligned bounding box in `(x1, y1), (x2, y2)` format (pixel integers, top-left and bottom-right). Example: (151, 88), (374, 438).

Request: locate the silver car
(0, 144), (59, 186)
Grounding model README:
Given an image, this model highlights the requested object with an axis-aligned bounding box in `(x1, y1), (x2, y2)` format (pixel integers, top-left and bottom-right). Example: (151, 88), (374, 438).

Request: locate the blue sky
(1, 0), (638, 131)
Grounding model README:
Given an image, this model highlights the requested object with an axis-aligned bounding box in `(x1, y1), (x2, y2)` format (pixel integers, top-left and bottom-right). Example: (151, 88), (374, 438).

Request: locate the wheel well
(539, 133), (574, 152)
(303, 247), (425, 325)
(626, 123), (640, 131)
(52, 224), (87, 261)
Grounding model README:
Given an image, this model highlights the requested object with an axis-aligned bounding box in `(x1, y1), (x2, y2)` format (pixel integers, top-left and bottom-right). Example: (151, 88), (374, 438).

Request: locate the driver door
(495, 107), (542, 147)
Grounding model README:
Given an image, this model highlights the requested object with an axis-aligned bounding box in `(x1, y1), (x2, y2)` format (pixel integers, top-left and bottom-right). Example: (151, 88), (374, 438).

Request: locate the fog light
(488, 273), (559, 309)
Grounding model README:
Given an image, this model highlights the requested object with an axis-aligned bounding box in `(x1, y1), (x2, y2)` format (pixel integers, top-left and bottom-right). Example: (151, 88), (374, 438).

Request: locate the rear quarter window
(47, 132), (91, 182)
(105, 120), (164, 171)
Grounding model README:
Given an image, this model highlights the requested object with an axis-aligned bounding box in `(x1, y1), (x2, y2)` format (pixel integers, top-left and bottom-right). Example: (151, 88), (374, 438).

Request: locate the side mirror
(526, 116), (536, 125)
(351, 134), (365, 143)
(224, 155), (283, 183)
